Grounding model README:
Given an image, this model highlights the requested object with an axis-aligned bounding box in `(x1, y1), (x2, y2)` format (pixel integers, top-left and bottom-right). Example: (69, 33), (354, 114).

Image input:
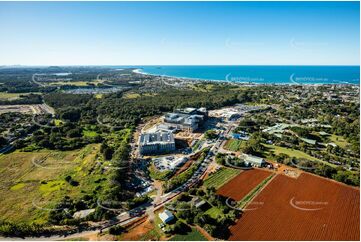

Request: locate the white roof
(159, 210), (174, 223)
(244, 154), (265, 165)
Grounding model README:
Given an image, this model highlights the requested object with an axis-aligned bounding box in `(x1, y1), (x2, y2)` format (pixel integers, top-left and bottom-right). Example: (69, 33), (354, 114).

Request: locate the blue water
(132, 66), (360, 85)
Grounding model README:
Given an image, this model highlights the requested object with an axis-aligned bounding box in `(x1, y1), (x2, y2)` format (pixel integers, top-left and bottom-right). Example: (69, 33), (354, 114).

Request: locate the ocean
(132, 66), (360, 85)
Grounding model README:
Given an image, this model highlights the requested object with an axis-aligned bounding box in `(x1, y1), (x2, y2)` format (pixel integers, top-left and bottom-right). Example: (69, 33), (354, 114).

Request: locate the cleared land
(217, 169), (271, 201)
(117, 217), (160, 241)
(0, 144), (106, 223)
(119, 209), (166, 241)
(203, 167), (240, 189)
(229, 173), (360, 240)
(170, 227), (207, 241)
(46, 79), (104, 87)
(0, 104), (54, 114)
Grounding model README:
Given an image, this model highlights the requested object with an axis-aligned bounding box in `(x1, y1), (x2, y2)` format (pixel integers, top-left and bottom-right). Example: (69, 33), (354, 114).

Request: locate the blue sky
(0, 1), (359, 65)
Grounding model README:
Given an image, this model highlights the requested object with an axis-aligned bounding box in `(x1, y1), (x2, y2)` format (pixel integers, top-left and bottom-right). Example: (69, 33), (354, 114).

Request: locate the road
(31, 74), (46, 87)
(0, 114), (239, 240)
(0, 145), (13, 155)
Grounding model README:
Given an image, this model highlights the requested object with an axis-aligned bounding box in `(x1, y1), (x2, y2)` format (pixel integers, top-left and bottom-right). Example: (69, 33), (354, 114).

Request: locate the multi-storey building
(139, 131), (176, 155)
(163, 107), (207, 132)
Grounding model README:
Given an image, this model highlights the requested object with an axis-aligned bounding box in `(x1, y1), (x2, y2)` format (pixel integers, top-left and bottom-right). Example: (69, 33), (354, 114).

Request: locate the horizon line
(1, 64), (360, 67)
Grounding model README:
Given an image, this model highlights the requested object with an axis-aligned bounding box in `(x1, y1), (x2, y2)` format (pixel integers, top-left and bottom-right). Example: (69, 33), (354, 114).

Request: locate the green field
(170, 227), (207, 241)
(83, 129), (99, 138)
(123, 92), (141, 99)
(205, 206), (223, 219)
(0, 92), (39, 101)
(265, 144), (337, 167)
(203, 167), (240, 189)
(0, 92), (22, 100)
(238, 174), (275, 209)
(223, 139), (243, 151)
(0, 144), (107, 224)
(330, 134), (349, 149)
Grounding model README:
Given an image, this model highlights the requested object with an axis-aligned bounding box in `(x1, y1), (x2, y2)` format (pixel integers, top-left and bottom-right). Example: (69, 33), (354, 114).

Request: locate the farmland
(229, 173), (360, 240)
(203, 167), (241, 189)
(217, 169), (272, 201)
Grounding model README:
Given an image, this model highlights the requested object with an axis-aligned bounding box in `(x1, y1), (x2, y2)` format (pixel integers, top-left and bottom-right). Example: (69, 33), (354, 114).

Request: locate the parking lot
(153, 156), (189, 171)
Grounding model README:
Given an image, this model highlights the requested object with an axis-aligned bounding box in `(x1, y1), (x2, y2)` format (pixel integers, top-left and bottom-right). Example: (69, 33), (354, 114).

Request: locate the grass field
(123, 92), (141, 99)
(83, 129), (99, 138)
(0, 92), (22, 100)
(203, 167), (240, 189)
(170, 227), (207, 241)
(238, 174), (275, 209)
(205, 206), (223, 219)
(223, 139), (243, 151)
(264, 144), (337, 167)
(330, 134), (349, 149)
(0, 144), (107, 224)
(0, 92), (40, 100)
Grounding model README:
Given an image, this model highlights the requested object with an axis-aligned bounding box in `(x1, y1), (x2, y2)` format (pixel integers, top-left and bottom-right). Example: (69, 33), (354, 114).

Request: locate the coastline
(132, 68), (258, 86)
(131, 68), (359, 86)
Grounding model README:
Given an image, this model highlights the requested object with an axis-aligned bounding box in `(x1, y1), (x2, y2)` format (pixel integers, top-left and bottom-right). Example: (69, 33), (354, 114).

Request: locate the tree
(109, 225), (125, 235)
(60, 108), (81, 122)
(173, 220), (190, 234)
(0, 136), (7, 147)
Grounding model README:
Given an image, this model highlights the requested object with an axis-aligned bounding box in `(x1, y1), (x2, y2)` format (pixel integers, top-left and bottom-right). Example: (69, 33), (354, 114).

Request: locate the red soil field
(217, 169), (272, 201)
(229, 173), (360, 241)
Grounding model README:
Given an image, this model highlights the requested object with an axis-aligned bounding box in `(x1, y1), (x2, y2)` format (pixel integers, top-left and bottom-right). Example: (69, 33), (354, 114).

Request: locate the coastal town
(0, 65), (359, 241)
(0, 1), (359, 241)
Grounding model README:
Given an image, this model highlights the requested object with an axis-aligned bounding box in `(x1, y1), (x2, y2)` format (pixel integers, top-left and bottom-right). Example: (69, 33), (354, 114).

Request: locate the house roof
(244, 154), (265, 165)
(192, 197), (206, 208)
(159, 210), (174, 223)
